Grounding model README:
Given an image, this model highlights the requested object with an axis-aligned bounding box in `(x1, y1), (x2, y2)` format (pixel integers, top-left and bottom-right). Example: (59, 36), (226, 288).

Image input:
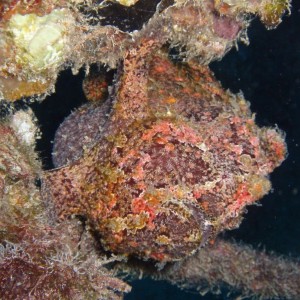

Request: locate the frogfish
(42, 40), (286, 262)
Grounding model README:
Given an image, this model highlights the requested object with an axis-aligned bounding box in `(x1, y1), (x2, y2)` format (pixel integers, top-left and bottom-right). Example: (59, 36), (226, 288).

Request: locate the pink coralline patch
(141, 121), (202, 145)
(265, 128), (287, 160)
(213, 14), (242, 40)
(233, 183), (254, 207)
(42, 40), (286, 262)
(131, 197), (157, 229)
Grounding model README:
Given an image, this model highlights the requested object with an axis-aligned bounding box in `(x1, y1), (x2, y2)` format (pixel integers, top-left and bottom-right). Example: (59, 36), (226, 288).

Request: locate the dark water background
(29, 1), (300, 299)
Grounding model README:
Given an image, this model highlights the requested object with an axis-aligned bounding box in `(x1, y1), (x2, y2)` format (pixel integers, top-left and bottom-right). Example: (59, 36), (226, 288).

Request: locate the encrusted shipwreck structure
(0, 0), (299, 299)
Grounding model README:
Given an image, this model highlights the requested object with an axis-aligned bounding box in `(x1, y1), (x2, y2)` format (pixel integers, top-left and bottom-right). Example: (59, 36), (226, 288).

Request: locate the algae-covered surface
(25, 1), (300, 299)
(1, 0), (299, 299)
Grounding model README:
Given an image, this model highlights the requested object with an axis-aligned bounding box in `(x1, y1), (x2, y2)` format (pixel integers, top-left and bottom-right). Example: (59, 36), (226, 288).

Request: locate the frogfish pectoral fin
(41, 164), (84, 220)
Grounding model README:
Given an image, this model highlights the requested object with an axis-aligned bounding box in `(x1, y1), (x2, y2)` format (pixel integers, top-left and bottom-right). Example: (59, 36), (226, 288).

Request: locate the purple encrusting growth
(213, 15), (242, 40)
